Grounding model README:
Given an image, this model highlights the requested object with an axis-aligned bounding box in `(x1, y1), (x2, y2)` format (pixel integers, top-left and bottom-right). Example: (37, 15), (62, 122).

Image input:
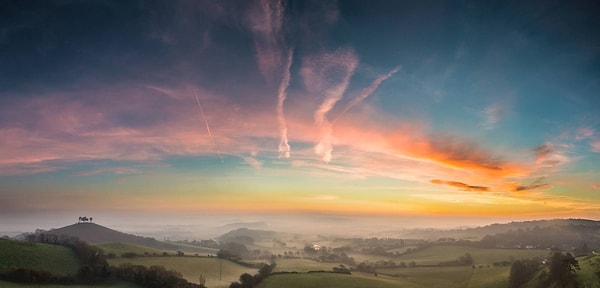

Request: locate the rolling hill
(44, 223), (178, 250)
(400, 219), (600, 247)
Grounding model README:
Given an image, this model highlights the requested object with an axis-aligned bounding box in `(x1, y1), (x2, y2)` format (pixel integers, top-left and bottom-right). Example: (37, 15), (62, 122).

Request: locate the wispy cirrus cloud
(0, 80), (574, 205)
(248, 0), (294, 158)
(480, 103), (505, 130)
(249, 0), (287, 82)
(277, 49), (293, 158)
(334, 66), (400, 122)
(302, 49), (358, 162)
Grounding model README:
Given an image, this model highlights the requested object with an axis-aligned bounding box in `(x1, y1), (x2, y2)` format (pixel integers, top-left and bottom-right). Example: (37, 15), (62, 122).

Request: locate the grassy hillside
(94, 242), (165, 256)
(94, 241), (218, 257)
(394, 245), (548, 265)
(166, 242), (220, 255)
(518, 254), (600, 288)
(259, 246), (548, 288)
(0, 238), (79, 276)
(108, 256), (257, 288)
(376, 266), (510, 288)
(259, 266), (510, 288)
(271, 258), (345, 272)
(577, 254), (600, 288)
(46, 223), (178, 251)
(0, 280), (140, 288)
(257, 272), (418, 288)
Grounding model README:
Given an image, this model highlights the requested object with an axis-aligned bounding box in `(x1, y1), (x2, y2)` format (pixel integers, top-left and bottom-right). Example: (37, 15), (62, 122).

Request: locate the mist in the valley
(0, 211), (534, 240)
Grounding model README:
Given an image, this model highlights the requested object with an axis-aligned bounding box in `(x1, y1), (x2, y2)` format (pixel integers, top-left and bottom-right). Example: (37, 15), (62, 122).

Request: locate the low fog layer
(1, 212), (537, 240)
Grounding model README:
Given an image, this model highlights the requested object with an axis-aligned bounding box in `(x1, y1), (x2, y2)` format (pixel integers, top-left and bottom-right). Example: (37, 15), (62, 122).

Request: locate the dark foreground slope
(0, 238), (79, 276)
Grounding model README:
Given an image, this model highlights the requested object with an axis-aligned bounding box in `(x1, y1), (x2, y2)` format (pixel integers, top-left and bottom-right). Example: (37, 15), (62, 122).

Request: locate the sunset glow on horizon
(1, 0), (600, 231)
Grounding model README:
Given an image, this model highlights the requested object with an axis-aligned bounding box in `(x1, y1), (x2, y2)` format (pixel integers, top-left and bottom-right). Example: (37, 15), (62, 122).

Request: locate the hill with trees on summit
(44, 222), (179, 251)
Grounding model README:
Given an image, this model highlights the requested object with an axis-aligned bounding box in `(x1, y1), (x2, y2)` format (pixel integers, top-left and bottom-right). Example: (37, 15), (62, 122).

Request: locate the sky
(1, 0), (600, 233)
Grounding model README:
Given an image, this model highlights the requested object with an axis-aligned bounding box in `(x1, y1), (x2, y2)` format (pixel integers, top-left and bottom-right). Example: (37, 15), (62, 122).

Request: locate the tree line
(509, 251), (583, 288)
(228, 263), (276, 288)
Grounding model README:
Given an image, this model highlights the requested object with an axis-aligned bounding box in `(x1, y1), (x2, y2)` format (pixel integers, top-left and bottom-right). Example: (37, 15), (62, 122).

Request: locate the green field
(167, 242), (219, 255)
(394, 245), (549, 265)
(271, 258), (344, 272)
(376, 266), (510, 288)
(259, 266), (510, 288)
(94, 241), (218, 257)
(0, 238), (79, 276)
(577, 254), (600, 288)
(0, 280), (140, 288)
(257, 272), (418, 288)
(108, 256), (257, 288)
(256, 246), (552, 288)
(94, 242), (166, 256)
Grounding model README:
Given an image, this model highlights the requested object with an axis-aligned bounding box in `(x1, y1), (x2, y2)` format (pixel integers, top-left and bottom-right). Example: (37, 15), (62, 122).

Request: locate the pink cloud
(0, 78), (568, 201)
(248, 0), (294, 158)
(76, 167), (141, 177)
(591, 140), (600, 153)
(301, 49), (358, 162)
(481, 103), (504, 130)
(575, 127), (594, 140)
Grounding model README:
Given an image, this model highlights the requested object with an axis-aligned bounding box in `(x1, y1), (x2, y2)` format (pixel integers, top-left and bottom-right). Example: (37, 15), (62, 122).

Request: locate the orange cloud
(387, 132), (528, 179)
(430, 179), (489, 192)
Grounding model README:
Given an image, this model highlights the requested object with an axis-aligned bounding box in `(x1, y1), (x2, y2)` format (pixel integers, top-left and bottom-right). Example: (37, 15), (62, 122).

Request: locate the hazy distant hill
(45, 222), (178, 250)
(218, 228), (277, 244)
(402, 218), (600, 249)
(221, 221), (268, 230)
(466, 218), (600, 236)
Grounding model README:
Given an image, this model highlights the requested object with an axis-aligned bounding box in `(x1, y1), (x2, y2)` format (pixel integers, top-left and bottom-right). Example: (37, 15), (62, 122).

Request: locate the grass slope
(395, 245), (548, 265)
(261, 267), (510, 288)
(0, 280), (140, 288)
(166, 242), (219, 255)
(271, 259), (345, 272)
(377, 266), (510, 288)
(257, 272), (418, 288)
(577, 254), (600, 288)
(108, 256), (257, 288)
(46, 223), (179, 251)
(94, 241), (218, 257)
(94, 242), (165, 256)
(0, 238), (79, 276)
